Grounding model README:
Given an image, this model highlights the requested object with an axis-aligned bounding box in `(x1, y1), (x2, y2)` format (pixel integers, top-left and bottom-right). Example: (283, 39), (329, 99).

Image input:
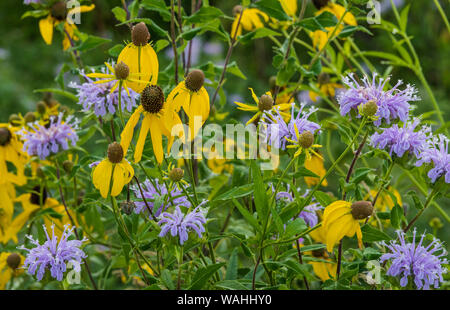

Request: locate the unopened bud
(115, 61), (130, 80)
(169, 167), (184, 182)
(24, 112), (36, 124)
(351, 201), (374, 220)
(361, 100), (378, 117)
(9, 114), (21, 126)
(62, 160), (74, 173)
(37, 101), (47, 114)
(6, 253), (21, 270)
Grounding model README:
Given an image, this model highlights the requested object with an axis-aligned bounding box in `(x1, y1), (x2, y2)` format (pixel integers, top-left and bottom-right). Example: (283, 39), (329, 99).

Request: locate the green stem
(403, 186), (440, 233)
(433, 0), (450, 33)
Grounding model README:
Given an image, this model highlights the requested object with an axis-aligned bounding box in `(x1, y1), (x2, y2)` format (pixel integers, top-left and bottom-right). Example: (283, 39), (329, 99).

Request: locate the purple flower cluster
(69, 62), (138, 117)
(19, 113), (79, 160)
(158, 206), (207, 245)
(380, 229), (448, 290)
(371, 118), (431, 158)
(262, 103), (321, 150)
(132, 179), (191, 218)
(19, 224), (87, 281)
(416, 134), (450, 183)
(24, 0), (40, 4)
(338, 73), (419, 126)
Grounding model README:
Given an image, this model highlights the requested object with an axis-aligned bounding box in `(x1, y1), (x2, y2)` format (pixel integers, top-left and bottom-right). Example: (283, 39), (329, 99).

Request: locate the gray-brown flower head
(115, 61), (130, 80)
(30, 185), (48, 205)
(120, 201), (135, 215)
(185, 69), (205, 92)
(132, 22), (150, 46)
(37, 101), (47, 114)
(0, 127), (12, 146)
(169, 167), (184, 182)
(141, 85), (164, 113)
(351, 201), (374, 220)
(258, 94), (274, 111)
(51, 1), (68, 20)
(9, 114), (21, 126)
(360, 100), (378, 117)
(318, 72), (330, 85)
(312, 0), (330, 10)
(269, 76), (277, 89)
(107, 142), (124, 164)
(233, 5), (243, 16)
(62, 160), (74, 173)
(43, 92), (58, 108)
(298, 131), (315, 149)
(24, 112), (36, 124)
(312, 248), (326, 258)
(6, 253), (21, 270)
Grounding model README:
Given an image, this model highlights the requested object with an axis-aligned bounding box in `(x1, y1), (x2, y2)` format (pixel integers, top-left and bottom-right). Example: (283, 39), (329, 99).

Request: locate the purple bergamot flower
(132, 178), (191, 218)
(262, 103), (321, 150)
(19, 224), (88, 281)
(415, 134), (450, 184)
(158, 206), (207, 245)
(18, 113), (79, 160)
(70, 61), (138, 117)
(338, 73), (419, 127)
(380, 229), (448, 290)
(371, 118), (431, 159)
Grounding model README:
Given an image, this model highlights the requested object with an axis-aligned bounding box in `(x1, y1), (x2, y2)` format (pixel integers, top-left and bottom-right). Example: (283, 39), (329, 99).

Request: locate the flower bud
(9, 114), (21, 126)
(298, 131), (314, 149)
(51, 1), (68, 20)
(107, 142), (124, 164)
(0, 127), (12, 146)
(351, 201), (374, 220)
(311, 248), (326, 258)
(62, 160), (74, 174)
(269, 76), (277, 89)
(120, 201), (135, 215)
(30, 185), (48, 206)
(318, 72), (330, 85)
(6, 253), (21, 270)
(312, 0), (330, 10)
(258, 94), (274, 111)
(24, 112), (36, 124)
(115, 61), (130, 80)
(169, 167), (184, 182)
(141, 85), (164, 113)
(185, 69), (205, 92)
(429, 217), (443, 230)
(132, 22), (150, 46)
(37, 101), (47, 114)
(360, 100), (378, 117)
(233, 5), (243, 16)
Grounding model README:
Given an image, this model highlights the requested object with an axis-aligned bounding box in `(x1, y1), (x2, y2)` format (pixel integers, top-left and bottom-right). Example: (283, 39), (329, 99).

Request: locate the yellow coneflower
(0, 183), (16, 244)
(310, 2), (357, 50)
(38, 1), (95, 50)
(0, 124), (28, 186)
(304, 153), (328, 187)
(118, 22), (159, 93)
(166, 69), (210, 140)
(285, 128), (322, 160)
(92, 142), (134, 199)
(0, 252), (25, 290)
(204, 138), (236, 174)
(86, 61), (147, 97)
(309, 73), (343, 102)
(235, 88), (291, 125)
(308, 225), (336, 281)
(231, 5), (269, 37)
(322, 200), (373, 252)
(121, 85), (178, 164)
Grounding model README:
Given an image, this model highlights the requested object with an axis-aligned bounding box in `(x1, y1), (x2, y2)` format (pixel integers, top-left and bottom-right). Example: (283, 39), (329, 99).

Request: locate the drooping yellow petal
(280, 0), (297, 17)
(120, 106), (143, 155)
(39, 15), (54, 45)
(93, 160), (113, 198)
(249, 87), (259, 104)
(68, 4), (95, 16)
(110, 164), (126, 197)
(304, 154), (328, 187)
(134, 114), (151, 163)
(325, 214), (353, 252)
(149, 116), (164, 164)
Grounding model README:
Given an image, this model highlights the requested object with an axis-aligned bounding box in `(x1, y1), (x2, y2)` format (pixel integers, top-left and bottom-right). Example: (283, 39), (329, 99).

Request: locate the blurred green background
(0, 0), (448, 243)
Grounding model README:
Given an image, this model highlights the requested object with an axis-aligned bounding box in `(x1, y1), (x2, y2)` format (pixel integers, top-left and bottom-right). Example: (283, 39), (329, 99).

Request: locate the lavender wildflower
(24, 0), (41, 4)
(132, 179), (191, 218)
(19, 224), (87, 281)
(69, 61), (138, 117)
(371, 118), (431, 158)
(18, 113), (78, 160)
(158, 206), (207, 245)
(262, 103), (321, 150)
(416, 134), (450, 183)
(380, 229), (448, 290)
(338, 73), (419, 126)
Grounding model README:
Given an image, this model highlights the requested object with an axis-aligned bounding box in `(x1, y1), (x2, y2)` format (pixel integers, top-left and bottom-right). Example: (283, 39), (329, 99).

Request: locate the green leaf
(250, 160), (269, 223)
(251, 0), (290, 21)
(337, 25), (373, 38)
(226, 61), (247, 80)
(108, 44), (125, 57)
(239, 27), (280, 44)
(225, 249), (238, 280)
(232, 198), (260, 229)
(292, 167), (319, 178)
(189, 263), (225, 290)
(154, 39), (170, 52)
(215, 280), (249, 290)
(185, 6), (224, 24)
(21, 9), (49, 19)
(33, 88), (78, 102)
(285, 218), (307, 237)
(161, 269), (175, 290)
(399, 4), (410, 32)
(406, 190), (423, 210)
(71, 35), (111, 53)
(112, 7), (127, 23)
(297, 11), (338, 31)
(313, 191), (335, 208)
(215, 184), (253, 201)
(361, 224), (391, 242)
(390, 205), (404, 229)
(140, 0), (171, 20)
